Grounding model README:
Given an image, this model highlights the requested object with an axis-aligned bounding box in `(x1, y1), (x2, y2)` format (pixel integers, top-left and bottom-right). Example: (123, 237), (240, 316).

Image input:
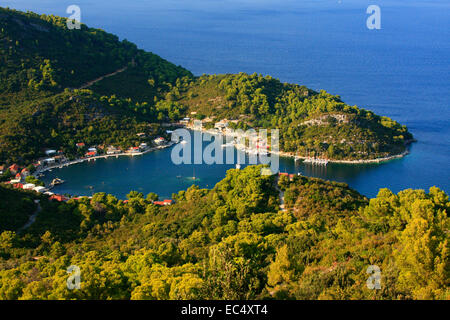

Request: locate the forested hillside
(0, 7), (192, 163)
(0, 166), (448, 300)
(0, 7), (414, 164)
(168, 74), (414, 160)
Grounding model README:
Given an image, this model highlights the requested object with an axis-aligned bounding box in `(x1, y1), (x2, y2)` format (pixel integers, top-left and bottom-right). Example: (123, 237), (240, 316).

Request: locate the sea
(3, 0), (449, 198)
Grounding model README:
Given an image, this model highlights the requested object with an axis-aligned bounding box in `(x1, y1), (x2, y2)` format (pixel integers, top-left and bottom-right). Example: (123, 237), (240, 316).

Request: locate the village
(0, 133), (176, 206)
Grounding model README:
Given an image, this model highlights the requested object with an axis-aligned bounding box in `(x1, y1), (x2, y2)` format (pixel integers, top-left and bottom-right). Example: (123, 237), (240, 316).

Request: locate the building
(85, 151), (97, 157)
(33, 186), (47, 193)
(106, 146), (120, 155)
(153, 199), (173, 206)
(45, 149), (57, 156)
(88, 147), (97, 153)
(15, 173), (22, 180)
(22, 183), (35, 190)
(136, 132), (146, 138)
(44, 158), (56, 165)
(128, 146), (141, 153)
(153, 137), (165, 146)
(49, 194), (69, 202)
(0, 165), (4, 175)
(76, 142), (85, 148)
(8, 164), (20, 174)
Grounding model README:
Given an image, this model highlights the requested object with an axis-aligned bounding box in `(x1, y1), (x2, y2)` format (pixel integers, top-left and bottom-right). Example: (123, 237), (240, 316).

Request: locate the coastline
(186, 124), (414, 165)
(34, 141), (177, 177)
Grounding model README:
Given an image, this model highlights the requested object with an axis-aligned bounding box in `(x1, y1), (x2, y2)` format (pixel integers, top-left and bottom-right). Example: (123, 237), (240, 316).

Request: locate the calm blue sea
(3, 0), (449, 198)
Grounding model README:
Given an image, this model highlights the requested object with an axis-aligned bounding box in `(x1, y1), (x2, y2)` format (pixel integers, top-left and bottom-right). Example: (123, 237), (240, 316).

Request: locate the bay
(4, 0), (449, 198)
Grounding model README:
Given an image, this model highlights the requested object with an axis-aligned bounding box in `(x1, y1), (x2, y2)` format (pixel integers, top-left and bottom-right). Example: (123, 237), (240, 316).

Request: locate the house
(0, 165), (4, 175)
(139, 143), (148, 149)
(45, 149), (57, 156)
(33, 186), (47, 193)
(76, 142), (85, 148)
(22, 183), (35, 190)
(136, 132), (146, 138)
(85, 151), (97, 157)
(153, 199), (173, 206)
(13, 183), (23, 189)
(8, 164), (20, 174)
(49, 194), (69, 202)
(279, 172), (294, 181)
(15, 172), (22, 180)
(153, 137), (165, 146)
(106, 146), (120, 155)
(128, 146), (141, 153)
(44, 158), (56, 165)
(53, 155), (66, 163)
(88, 147), (97, 153)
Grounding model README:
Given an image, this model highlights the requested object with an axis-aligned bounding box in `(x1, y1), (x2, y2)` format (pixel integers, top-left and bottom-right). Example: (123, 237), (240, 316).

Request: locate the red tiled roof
(9, 164), (19, 172)
(49, 194), (68, 202)
(13, 183), (23, 189)
(279, 172), (289, 176)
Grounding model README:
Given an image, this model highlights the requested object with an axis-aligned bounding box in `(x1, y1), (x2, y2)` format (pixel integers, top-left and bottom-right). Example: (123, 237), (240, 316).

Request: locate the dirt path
(78, 65), (128, 89)
(18, 201), (41, 232)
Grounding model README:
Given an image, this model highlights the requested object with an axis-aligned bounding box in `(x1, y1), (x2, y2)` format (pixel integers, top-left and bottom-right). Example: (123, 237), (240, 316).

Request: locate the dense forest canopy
(0, 166), (448, 300)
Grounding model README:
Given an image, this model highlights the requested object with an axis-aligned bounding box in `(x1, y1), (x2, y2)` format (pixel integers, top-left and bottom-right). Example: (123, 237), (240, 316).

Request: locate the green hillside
(0, 166), (447, 300)
(0, 7), (192, 163)
(167, 74), (414, 160)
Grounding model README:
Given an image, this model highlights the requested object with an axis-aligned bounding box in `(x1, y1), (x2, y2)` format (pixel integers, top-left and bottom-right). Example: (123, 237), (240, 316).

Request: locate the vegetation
(0, 7), (413, 165)
(0, 8), (442, 301)
(0, 7), (191, 164)
(0, 166), (447, 300)
(166, 74), (413, 160)
(0, 185), (37, 232)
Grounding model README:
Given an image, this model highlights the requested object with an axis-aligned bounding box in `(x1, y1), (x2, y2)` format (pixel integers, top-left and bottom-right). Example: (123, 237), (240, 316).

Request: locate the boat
(51, 178), (65, 185)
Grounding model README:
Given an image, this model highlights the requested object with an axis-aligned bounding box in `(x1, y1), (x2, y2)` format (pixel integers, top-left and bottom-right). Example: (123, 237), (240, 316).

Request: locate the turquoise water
(4, 0), (449, 198)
